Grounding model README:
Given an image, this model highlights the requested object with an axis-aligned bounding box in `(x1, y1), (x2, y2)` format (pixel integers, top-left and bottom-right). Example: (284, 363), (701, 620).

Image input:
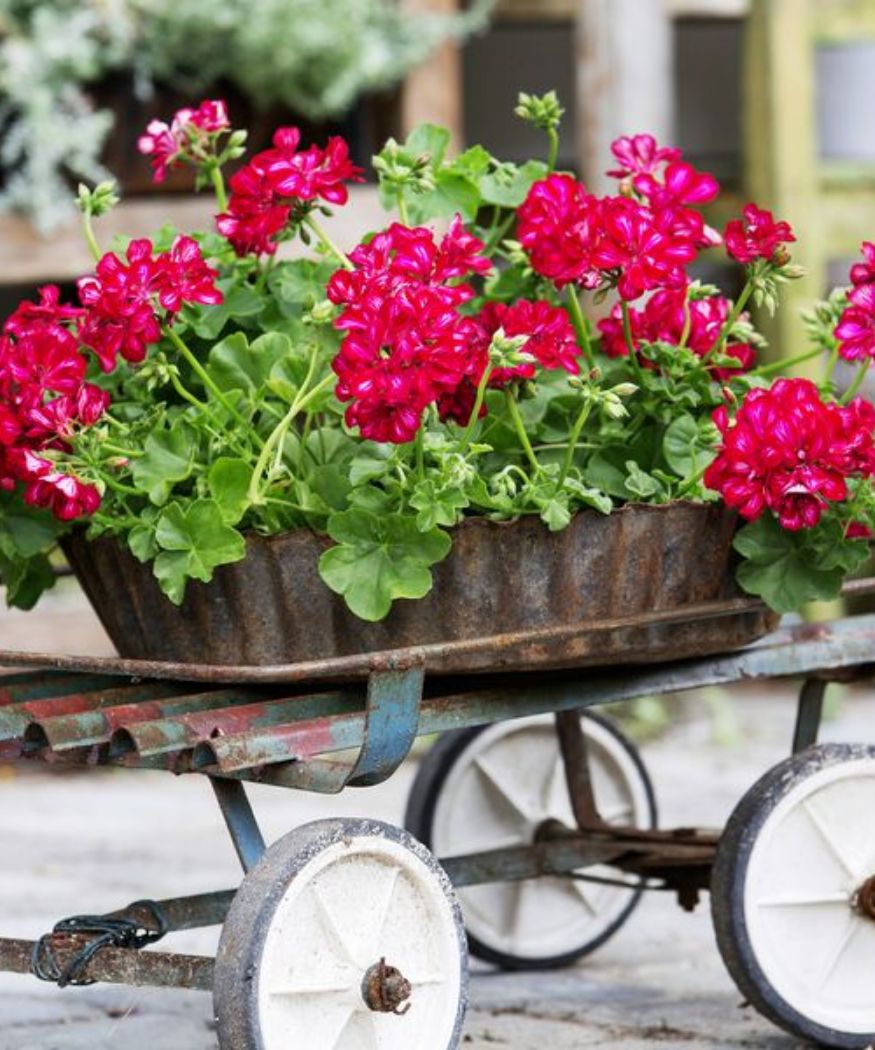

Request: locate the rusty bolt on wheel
(853, 875), (875, 922)
(361, 957), (412, 1015)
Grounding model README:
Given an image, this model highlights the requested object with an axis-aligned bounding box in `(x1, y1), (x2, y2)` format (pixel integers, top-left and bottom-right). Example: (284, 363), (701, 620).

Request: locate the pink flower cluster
(835, 242), (875, 362)
(0, 288), (106, 520)
(217, 127), (363, 257)
(597, 286), (755, 378)
(138, 100), (230, 183)
(704, 377), (875, 530)
(78, 236), (223, 372)
(327, 218), (492, 442)
(518, 135), (795, 302)
(517, 137), (720, 301)
(723, 203), (796, 265)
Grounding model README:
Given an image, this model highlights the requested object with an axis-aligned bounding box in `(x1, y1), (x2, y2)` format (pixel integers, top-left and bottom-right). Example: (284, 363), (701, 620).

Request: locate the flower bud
(514, 90), (564, 132)
(77, 180), (120, 218)
(771, 244), (791, 267)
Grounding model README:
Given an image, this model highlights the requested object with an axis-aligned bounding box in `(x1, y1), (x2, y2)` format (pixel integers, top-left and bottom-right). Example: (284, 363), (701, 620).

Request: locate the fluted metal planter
(63, 502), (777, 674)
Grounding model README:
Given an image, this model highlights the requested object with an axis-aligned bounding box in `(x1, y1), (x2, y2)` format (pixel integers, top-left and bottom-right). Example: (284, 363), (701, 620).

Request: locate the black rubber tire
(711, 743), (875, 1050)
(214, 817), (469, 1050)
(404, 710), (658, 971)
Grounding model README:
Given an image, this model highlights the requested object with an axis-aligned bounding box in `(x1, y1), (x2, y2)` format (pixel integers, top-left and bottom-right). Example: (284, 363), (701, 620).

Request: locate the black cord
(31, 900), (168, 988)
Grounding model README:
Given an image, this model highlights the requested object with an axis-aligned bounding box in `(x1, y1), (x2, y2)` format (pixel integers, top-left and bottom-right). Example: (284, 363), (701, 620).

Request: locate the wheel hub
(853, 875), (875, 922)
(361, 957), (412, 1015)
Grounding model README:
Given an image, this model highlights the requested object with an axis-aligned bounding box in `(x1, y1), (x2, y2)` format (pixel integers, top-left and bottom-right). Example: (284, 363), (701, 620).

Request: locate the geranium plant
(1, 91), (874, 621)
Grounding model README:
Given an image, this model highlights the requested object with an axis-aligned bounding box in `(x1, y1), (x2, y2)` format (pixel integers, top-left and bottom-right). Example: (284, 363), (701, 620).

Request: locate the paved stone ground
(0, 584), (870, 1049)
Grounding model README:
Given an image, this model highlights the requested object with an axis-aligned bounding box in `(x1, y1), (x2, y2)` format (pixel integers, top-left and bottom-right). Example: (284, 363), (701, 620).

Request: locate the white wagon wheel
(712, 743), (875, 1049)
(214, 818), (468, 1050)
(405, 711), (657, 970)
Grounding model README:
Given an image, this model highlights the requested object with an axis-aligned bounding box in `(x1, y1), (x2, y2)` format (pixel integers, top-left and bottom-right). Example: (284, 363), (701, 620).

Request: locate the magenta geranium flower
(724, 203), (795, 265)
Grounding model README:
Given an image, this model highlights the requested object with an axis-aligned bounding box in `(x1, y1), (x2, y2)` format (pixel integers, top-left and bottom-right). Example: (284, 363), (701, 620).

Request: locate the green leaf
(153, 500), (247, 605)
(128, 523), (158, 563)
(275, 259), (337, 309)
(207, 331), (292, 395)
(208, 458), (252, 524)
(663, 414), (719, 477)
(539, 496), (571, 532)
(407, 171), (481, 223)
(410, 479), (469, 531)
(183, 279), (263, 340)
(584, 447), (634, 499)
(405, 123), (451, 167)
(452, 145), (492, 179)
(0, 493), (61, 558)
(318, 509), (451, 621)
(0, 552), (55, 610)
(348, 445), (394, 486)
(624, 461), (661, 499)
(480, 159), (547, 208)
(733, 515), (844, 612)
(130, 421), (197, 505)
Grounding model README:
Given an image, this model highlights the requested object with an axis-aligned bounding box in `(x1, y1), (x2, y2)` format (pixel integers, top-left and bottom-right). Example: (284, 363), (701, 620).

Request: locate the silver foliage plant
(0, 0), (493, 232)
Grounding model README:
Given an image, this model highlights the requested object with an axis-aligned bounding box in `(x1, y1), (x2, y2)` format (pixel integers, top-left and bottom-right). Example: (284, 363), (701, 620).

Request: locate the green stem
(556, 398), (593, 490)
(414, 424), (425, 481)
(484, 212), (516, 254)
(304, 215), (353, 271)
(546, 127), (559, 172)
(210, 164), (228, 212)
(163, 325), (259, 443)
(565, 288), (594, 368)
(396, 192), (411, 226)
(751, 345), (824, 378)
(101, 442), (143, 459)
(708, 279), (753, 359)
(247, 373), (334, 504)
(504, 388), (540, 475)
(842, 358), (871, 404)
(676, 462), (709, 498)
(457, 364), (494, 454)
(825, 342), (841, 384)
(82, 212), (102, 262)
(621, 301), (645, 382)
(100, 475), (141, 498)
(678, 291), (692, 350)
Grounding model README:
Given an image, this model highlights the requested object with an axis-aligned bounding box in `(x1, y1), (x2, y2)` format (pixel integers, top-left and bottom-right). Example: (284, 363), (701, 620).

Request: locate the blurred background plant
(0, 0), (492, 231)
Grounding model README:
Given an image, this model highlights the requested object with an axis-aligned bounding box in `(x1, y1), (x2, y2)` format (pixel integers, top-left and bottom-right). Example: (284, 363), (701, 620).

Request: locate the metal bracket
(792, 677), (826, 754)
(554, 709), (603, 829)
(276, 666), (424, 793)
(210, 778), (266, 873)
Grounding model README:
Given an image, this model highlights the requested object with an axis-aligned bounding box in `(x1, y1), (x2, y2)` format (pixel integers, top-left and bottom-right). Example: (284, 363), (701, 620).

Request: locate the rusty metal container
(63, 502), (777, 675)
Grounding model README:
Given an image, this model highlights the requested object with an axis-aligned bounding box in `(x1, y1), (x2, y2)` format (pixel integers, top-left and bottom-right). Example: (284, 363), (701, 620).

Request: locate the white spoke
(370, 865), (401, 949)
(757, 892), (850, 908)
(474, 755), (537, 822)
(568, 878), (599, 915)
(270, 981), (356, 997)
(313, 881), (361, 969)
(815, 915), (860, 994)
(803, 800), (858, 880)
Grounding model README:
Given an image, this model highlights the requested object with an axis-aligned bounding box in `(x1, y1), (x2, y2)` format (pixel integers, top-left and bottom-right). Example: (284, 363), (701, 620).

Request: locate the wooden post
(575, 0), (674, 192)
(744, 0), (821, 362)
(400, 0), (464, 152)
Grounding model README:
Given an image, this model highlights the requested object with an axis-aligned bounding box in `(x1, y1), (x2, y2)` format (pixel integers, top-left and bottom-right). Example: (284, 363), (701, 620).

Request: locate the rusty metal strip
(109, 690), (360, 762)
(0, 672), (123, 705)
(24, 686), (276, 753)
(440, 830), (715, 888)
(0, 937), (213, 990)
